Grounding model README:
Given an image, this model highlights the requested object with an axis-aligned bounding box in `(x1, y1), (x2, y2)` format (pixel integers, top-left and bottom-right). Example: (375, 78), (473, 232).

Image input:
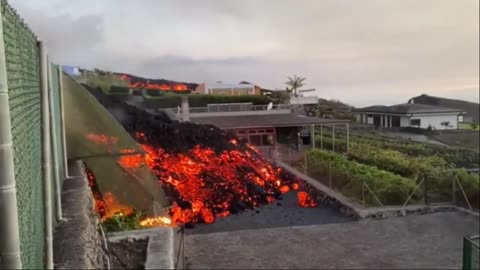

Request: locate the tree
(269, 90), (290, 104)
(285, 75), (306, 97)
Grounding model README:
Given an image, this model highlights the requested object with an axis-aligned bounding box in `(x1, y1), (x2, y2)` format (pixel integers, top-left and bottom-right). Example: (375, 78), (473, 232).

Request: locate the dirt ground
(109, 239), (148, 270)
(432, 132), (480, 152)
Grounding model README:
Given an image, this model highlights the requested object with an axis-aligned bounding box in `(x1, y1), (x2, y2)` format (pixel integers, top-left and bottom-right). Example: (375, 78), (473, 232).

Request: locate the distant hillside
(305, 98), (355, 120)
(408, 94), (479, 123)
(115, 72), (199, 92)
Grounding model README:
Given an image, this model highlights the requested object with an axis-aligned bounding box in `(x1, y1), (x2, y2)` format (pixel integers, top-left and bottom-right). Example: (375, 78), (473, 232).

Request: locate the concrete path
(185, 211), (479, 269)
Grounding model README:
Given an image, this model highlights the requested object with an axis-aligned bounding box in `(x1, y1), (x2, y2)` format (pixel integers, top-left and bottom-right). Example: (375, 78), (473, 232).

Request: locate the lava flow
(87, 129), (317, 227)
(128, 133), (317, 225)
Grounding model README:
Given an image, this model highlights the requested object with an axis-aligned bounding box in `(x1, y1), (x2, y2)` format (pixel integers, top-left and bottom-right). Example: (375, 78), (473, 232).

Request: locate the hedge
(109, 85), (130, 94)
(144, 94), (272, 108)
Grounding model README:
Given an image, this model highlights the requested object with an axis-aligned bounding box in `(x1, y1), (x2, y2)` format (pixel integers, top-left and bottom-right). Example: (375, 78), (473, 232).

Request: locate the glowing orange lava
(297, 191), (317, 208)
(119, 74), (188, 92)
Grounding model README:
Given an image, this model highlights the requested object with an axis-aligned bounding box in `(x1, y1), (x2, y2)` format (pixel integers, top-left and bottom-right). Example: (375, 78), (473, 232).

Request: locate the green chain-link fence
(1, 1), (65, 268)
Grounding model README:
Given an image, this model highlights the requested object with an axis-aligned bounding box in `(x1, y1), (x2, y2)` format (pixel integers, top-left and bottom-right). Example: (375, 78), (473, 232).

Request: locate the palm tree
(285, 75), (306, 97)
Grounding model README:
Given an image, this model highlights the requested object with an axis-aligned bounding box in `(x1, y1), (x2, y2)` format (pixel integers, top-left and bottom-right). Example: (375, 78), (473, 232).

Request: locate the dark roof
(190, 114), (348, 129)
(408, 94), (479, 123)
(353, 103), (463, 114)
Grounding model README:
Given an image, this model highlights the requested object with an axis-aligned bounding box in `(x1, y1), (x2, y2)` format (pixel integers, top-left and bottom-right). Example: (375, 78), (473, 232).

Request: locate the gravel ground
(187, 191), (353, 235)
(185, 211), (479, 269)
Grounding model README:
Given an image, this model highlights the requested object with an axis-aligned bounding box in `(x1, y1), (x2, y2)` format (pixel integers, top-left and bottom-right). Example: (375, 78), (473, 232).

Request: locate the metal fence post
(362, 180), (365, 206)
(310, 124), (315, 149)
(320, 124), (323, 149)
(463, 237), (472, 270)
(304, 153), (307, 175)
(346, 123), (350, 154)
(58, 66), (68, 178)
(452, 174), (456, 204)
(329, 162), (332, 188)
(0, 9), (22, 269)
(332, 123), (336, 152)
(39, 41), (54, 269)
(288, 147), (291, 165)
(48, 63), (62, 221)
(423, 174), (428, 205)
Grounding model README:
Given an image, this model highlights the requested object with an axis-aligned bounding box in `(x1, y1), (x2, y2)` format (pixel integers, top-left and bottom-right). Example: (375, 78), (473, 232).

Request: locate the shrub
(109, 85), (130, 94)
(102, 210), (143, 232)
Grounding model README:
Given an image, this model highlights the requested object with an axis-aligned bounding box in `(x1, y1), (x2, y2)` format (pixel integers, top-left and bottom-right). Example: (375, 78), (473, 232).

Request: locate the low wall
(53, 161), (105, 269)
(108, 227), (184, 269)
(277, 160), (480, 219)
(275, 160), (361, 218)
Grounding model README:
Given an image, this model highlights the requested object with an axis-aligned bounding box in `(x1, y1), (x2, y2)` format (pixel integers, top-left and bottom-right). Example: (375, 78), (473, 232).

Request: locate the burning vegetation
(85, 87), (318, 229)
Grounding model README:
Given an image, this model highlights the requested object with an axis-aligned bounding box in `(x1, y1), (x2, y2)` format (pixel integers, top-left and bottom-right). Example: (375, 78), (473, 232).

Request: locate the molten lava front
(133, 134), (317, 225)
(88, 131), (317, 227)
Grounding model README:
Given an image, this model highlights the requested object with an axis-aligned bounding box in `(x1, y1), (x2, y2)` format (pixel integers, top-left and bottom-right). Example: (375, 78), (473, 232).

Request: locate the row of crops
(301, 129), (479, 207)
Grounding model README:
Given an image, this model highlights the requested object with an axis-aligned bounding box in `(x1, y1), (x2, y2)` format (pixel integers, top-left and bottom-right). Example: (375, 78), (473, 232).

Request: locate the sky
(9, 0), (480, 107)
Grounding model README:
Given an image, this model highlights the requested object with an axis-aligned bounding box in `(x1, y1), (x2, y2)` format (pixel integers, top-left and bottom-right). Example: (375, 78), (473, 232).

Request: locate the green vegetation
(85, 69), (129, 93)
(315, 131), (480, 169)
(269, 90), (290, 104)
(460, 122), (480, 131)
(306, 150), (418, 206)
(285, 75), (306, 97)
(103, 210), (143, 232)
(144, 93), (272, 108)
(308, 130), (479, 207)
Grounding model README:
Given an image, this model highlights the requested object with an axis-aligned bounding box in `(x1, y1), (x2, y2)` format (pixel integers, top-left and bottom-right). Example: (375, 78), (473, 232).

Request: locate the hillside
(408, 94), (479, 123)
(115, 72), (198, 91)
(305, 98), (355, 120)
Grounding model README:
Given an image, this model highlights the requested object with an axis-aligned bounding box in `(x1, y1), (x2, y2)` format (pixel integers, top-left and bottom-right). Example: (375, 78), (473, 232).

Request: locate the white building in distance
(353, 103), (464, 130)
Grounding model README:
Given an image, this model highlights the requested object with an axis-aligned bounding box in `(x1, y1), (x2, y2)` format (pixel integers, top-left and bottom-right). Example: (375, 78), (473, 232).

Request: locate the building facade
(195, 83), (259, 95)
(354, 103), (464, 130)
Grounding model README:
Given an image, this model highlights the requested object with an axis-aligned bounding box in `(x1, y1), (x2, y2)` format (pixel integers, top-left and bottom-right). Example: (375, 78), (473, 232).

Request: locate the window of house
(410, 119), (421, 127)
(249, 135), (262, 146)
(263, 134), (274, 145)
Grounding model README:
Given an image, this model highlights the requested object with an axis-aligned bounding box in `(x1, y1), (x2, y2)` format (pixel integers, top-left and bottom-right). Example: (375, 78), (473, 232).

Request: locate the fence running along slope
(0, 1), (66, 268)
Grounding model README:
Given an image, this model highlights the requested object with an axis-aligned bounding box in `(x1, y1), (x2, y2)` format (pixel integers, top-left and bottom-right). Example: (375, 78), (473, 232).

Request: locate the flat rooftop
(185, 211), (479, 269)
(190, 113), (348, 129)
(354, 103), (464, 115)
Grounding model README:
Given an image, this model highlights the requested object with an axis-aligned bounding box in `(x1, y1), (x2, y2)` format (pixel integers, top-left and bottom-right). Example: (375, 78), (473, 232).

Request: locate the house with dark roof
(408, 94), (479, 124)
(353, 103), (464, 130)
(174, 99), (349, 157)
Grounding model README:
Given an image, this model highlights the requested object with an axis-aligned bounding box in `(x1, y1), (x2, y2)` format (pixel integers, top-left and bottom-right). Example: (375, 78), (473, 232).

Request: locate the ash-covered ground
(187, 191), (352, 234)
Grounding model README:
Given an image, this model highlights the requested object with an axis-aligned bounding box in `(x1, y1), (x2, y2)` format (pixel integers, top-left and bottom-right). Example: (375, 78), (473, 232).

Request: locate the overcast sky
(10, 0), (479, 106)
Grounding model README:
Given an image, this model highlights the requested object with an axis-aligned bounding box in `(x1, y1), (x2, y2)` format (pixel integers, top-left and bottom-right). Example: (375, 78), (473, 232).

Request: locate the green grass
(459, 123), (480, 131)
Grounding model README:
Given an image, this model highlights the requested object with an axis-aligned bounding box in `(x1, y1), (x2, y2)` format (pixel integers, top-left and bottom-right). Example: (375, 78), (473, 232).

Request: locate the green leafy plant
(102, 210), (144, 232)
(305, 150), (418, 206)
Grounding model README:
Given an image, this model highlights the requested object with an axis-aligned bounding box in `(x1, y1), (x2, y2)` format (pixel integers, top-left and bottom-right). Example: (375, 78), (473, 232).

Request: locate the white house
(290, 88), (318, 105)
(353, 103), (464, 130)
(195, 83), (258, 95)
